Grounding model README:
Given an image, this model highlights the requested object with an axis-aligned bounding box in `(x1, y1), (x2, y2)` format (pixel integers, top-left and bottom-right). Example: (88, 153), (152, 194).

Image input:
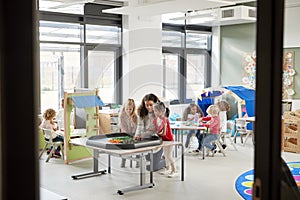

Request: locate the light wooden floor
(39, 136), (300, 200)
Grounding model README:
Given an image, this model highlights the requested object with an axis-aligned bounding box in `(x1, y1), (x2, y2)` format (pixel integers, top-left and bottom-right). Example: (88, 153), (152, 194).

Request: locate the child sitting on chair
(118, 98), (138, 168)
(182, 103), (204, 148)
(199, 105), (220, 156)
(40, 108), (64, 158)
(153, 102), (177, 178)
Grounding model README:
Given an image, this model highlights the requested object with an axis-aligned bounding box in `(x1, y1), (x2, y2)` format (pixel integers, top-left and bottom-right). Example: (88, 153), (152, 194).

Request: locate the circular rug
(235, 162), (300, 200)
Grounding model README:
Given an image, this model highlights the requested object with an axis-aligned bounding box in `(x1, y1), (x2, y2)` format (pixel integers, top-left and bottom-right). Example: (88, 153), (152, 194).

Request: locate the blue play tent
(197, 86), (255, 129)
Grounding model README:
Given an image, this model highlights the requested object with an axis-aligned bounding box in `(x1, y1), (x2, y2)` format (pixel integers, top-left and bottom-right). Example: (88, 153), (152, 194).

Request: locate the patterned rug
(235, 162), (300, 200)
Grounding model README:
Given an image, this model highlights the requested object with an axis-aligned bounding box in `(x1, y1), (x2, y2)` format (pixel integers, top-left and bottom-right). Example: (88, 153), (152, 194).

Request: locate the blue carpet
(235, 162), (300, 200)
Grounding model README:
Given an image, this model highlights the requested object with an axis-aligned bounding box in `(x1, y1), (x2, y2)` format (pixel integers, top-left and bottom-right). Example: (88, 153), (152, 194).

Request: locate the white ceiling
(41, 0), (300, 16)
(103, 0), (255, 16)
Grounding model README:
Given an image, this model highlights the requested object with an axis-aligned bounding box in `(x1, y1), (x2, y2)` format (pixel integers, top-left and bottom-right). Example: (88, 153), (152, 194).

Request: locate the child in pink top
(153, 102), (177, 178)
(199, 105), (220, 155)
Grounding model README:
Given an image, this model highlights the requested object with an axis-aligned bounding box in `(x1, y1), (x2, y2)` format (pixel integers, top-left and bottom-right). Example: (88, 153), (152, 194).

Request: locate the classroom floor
(39, 136), (300, 200)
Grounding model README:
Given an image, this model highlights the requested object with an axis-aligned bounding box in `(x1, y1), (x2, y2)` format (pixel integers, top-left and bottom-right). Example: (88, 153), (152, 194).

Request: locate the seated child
(182, 103), (204, 148)
(192, 104), (220, 154)
(40, 108), (64, 158)
(199, 105), (220, 156)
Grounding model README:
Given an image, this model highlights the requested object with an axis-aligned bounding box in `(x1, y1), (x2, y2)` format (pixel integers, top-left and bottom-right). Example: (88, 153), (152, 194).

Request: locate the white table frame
(69, 138), (184, 195)
(171, 122), (207, 159)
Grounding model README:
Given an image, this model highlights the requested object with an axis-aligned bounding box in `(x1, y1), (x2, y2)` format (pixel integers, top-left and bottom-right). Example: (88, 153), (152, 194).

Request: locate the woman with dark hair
(134, 93), (160, 140)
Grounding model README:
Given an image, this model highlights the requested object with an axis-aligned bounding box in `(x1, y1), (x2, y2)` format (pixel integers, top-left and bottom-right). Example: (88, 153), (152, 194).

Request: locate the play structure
(63, 89), (104, 164)
(197, 85), (255, 120)
(282, 110), (300, 154)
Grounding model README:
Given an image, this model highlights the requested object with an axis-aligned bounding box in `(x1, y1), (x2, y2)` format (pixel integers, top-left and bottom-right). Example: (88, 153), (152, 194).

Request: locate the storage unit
(99, 111), (119, 134)
(282, 111), (300, 153)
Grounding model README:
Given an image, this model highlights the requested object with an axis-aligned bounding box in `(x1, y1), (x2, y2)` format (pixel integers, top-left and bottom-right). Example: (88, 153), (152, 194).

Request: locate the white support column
(122, 13), (163, 102)
(211, 26), (221, 87)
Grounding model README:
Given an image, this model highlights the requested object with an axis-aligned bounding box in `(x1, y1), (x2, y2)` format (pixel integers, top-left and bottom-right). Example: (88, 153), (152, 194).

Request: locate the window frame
(38, 4), (123, 111)
(162, 23), (212, 104)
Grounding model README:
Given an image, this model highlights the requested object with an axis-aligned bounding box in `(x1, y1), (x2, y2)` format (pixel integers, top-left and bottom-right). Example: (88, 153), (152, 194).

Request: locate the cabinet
(282, 111), (300, 153)
(99, 111), (119, 134)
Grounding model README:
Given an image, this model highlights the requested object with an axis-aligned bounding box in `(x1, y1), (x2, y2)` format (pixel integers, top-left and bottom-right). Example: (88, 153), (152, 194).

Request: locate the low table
(69, 137), (184, 195)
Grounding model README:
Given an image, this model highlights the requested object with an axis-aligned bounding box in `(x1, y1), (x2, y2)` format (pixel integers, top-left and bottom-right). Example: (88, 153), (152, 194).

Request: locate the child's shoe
(167, 171), (178, 178)
(222, 144), (227, 150)
(206, 147), (217, 157)
(46, 150), (51, 155)
(218, 144), (228, 153)
(159, 168), (170, 175)
(53, 152), (61, 158)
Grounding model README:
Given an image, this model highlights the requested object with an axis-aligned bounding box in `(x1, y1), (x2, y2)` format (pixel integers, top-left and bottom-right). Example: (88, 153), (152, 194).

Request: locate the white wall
(284, 6), (300, 48)
(122, 14), (163, 102)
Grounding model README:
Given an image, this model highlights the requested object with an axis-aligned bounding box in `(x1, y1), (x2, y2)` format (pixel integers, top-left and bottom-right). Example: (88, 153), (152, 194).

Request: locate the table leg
(117, 153), (154, 195)
(174, 130), (178, 157)
(71, 149), (106, 180)
(180, 143), (184, 181)
(150, 151), (154, 184)
(108, 154), (111, 173)
(181, 130), (184, 145)
(202, 131), (205, 160)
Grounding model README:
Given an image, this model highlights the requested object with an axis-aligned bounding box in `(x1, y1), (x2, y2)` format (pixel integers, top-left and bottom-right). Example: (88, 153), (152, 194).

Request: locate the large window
(186, 53), (207, 99)
(87, 50), (116, 103)
(39, 3), (122, 111)
(86, 25), (121, 44)
(162, 25), (212, 103)
(39, 21), (83, 43)
(162, 30), (183, 47)
(162, 53), (180, 100)
(40, 43), (81, 111)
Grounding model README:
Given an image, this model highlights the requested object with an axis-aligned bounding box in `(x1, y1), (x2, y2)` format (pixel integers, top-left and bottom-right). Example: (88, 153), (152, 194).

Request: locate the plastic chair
(219, 121), (238, 150)
(215, 136), (226, 157)
(204, 135), (226, 157)
(243, 129), (254, 145)
(39, 128), (64, 162)
(234, 119), (251, 145)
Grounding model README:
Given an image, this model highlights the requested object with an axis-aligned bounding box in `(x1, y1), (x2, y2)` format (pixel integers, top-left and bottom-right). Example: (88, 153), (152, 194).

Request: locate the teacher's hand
(134, 136), (142, 140)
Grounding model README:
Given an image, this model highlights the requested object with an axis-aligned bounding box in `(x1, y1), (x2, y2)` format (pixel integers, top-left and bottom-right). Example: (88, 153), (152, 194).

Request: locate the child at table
(39, 108), (64, 158)
(153, 102), (177, 178)
(199, 105), (220, 156)
(182, 103), (204, 148)
(118, 98), (138, 168)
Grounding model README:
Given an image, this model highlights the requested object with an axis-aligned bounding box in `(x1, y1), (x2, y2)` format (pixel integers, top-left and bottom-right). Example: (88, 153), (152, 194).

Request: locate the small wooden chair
(39, 128), (64, 162)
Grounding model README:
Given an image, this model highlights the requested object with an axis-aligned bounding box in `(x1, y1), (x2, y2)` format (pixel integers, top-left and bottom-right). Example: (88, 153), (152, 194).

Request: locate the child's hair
(43, 108), (56, 120)
(137, 93), (160, 119)
(182, 103), (204, 121)
(206, 105), (219, 116)
(154, 102), (170, 118)
(120, 98), (137, 124)
(215, 100), (230, 112)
